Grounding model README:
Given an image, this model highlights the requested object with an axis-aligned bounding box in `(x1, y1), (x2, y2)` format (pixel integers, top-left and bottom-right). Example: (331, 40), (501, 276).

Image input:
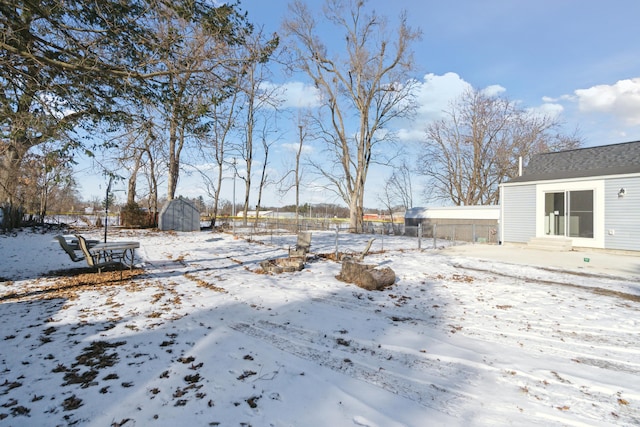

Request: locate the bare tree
(233, 29), (280, 225)
(128, 118), (165, 216)
(418, 88), (582, 206)
(0, 0), (254, 228)
(238, 63), (256, 225)
(197, 88), (242, 227)
(196, 25), (278, 229)
(254, 135), (273, 228)
(93, 108), (163, 227)
(390, 160), (414, 210)
(283, 0), (420, 233)
(293, 123), (305, 228)
(150, 4), (255, 202)
(19, 143), (77, 223)
(1, 0), (184, 227)
(377, 159), (413, 222)
(277, 116), (309, 230)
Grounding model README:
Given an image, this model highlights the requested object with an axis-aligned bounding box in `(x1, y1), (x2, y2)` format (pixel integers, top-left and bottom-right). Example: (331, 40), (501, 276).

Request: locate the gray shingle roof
(507, 140), (640, 183)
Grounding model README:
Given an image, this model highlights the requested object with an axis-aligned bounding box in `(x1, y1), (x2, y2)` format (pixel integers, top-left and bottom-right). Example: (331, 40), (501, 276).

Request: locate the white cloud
(280, 142), (314, 154)
(396, 127), (424, 143)
(542, 95), (573, 103)
(480, 84), (506, 97)
(413, 72), (471, 119)
(39, 93), (76, 119)
(393, 72), (470, 143)
(267, 81), (322, 109)
(574, 78), (640, 125)
(527, 102), (564, 118)
(398, 72), (510, 142)
(411, 73), (511, 121)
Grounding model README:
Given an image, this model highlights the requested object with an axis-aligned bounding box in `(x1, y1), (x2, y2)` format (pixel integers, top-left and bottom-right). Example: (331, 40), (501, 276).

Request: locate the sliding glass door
(544, 190), (593, 238)
(544, 192), (565, 236)
(568, 190), (594, 238)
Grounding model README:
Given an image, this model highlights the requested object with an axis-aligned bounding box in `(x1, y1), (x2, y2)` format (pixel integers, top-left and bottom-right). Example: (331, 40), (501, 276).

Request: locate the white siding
(604, 178), (640, 251)
(502, 185), (536, 243)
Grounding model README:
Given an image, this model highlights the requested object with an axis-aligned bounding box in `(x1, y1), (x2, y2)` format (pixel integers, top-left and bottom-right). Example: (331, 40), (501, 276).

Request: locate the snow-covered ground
(0, 228), (639, 426)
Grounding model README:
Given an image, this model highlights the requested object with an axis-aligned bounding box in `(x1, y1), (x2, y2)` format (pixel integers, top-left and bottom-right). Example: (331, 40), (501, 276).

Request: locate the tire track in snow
(431, 265), (640, 425)
(419, 265), (640, 376)
(310, 294), (443, 329)
(230, 320), (479, 416)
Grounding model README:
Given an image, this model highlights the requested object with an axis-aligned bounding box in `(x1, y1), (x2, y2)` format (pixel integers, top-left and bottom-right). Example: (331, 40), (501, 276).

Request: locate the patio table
(90, 241), (140, 269)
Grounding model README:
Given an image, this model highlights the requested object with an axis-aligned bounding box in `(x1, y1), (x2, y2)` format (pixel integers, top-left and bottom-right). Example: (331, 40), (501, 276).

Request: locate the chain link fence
(42, 214), (498, 249)
(405, 223), (499, 244)
(230, 217), (498, 253)
(229, 217), (495, 240)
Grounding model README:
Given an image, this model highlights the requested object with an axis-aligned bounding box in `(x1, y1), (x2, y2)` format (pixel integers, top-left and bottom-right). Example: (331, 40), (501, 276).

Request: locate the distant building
(244, 210), (273, 218)
(404, 206), (500, 242)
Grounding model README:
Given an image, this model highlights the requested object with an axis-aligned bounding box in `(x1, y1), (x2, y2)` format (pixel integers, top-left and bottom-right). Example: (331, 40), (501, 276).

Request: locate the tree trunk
(210, 159), (224, 228)
(167, 119), (179, 201)
(242, 102), (254, 227)
(337, 260), (395, 291)
(0, 144), (28, 229)
(146, 147), (159, 226)
(167, 104), (187, 201)
(127, 152), (142, 205)
(38, 178), (48, 225)
(348, 177), (366, 233)
(0, 145), (23, 206)
(254, 139), (269, 229)
(349, 199), (360, 233)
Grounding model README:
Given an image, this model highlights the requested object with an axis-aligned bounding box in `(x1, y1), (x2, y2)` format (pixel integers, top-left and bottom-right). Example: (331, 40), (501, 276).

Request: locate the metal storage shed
(158, 198), (201, 232)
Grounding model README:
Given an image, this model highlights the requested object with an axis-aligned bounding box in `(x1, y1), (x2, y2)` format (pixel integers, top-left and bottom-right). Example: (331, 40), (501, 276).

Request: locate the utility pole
(232, 157), (236, 236)
(103, 176), (114, 243)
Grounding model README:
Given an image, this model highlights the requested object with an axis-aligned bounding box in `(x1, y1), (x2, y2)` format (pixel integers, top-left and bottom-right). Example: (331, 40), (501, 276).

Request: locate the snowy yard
(0, 228), (639, 426)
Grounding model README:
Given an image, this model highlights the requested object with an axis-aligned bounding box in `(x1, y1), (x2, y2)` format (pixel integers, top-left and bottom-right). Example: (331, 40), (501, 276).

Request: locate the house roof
(507, 140), (640, 183)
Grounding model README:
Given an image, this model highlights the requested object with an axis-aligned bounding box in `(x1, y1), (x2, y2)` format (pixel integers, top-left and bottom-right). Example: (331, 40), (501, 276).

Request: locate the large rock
(337, 260), (396, 290)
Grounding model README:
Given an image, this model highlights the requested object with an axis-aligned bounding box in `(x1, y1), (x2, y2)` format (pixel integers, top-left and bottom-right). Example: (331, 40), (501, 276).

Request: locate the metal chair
(76, 235), (123, 279)
(55, 235), (84, 262)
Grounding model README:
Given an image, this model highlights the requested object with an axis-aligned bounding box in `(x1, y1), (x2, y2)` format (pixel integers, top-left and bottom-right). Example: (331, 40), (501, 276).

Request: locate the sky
(1, 228), (639, 426)
(75, 0), (640, 209)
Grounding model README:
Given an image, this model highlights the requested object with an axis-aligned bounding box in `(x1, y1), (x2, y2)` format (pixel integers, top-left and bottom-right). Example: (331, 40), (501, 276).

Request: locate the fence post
(417, 223), (422, 250)
(472, 223), (476, 243)
(433, 223), (437, 249)
(335, 227), (339, 259)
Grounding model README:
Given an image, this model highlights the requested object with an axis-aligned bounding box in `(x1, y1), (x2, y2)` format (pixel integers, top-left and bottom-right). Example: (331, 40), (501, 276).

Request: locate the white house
(500, 140), (640, 251)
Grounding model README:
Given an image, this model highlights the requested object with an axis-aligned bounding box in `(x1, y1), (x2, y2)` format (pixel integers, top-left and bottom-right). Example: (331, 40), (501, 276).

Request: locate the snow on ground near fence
(0, 228), (639, 426)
